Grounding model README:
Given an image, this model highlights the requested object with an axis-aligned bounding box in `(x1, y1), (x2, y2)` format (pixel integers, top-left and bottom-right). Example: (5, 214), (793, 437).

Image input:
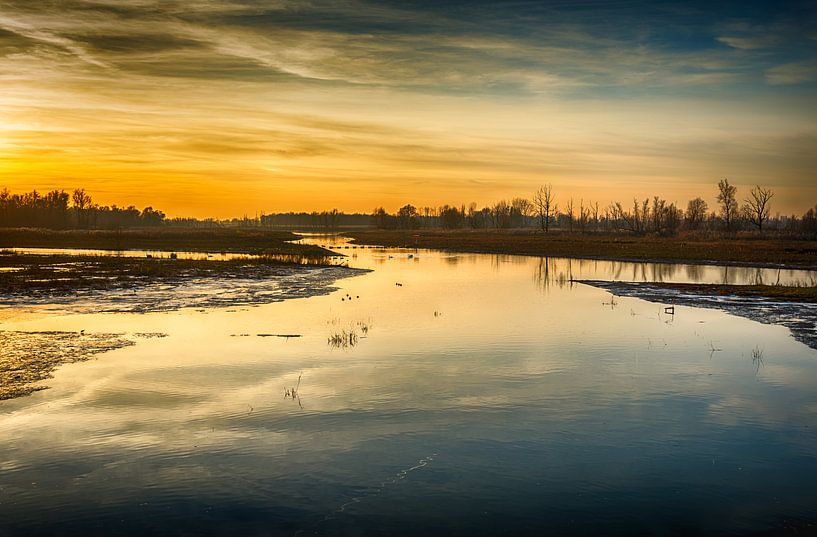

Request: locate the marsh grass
(326, 319), (371, 349)
(0, 253), (339, 293)
(284, 373), (303, 408)
(649, 283), (817, 302)
(348, 230), (817, 269)
(328, 329), (359, 349)
(0, 228), (337, 258)
(356, 320), (371, 335)
(751, 346), (765, 373)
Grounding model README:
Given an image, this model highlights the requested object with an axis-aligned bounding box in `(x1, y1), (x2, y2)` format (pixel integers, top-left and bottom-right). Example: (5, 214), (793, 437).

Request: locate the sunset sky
(1, 0), (815, 217)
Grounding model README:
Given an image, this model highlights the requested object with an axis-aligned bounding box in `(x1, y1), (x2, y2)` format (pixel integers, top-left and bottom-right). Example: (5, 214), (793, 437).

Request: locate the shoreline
(0, 253), (368, 313)
(0, 254), (368, 400)
(346, 230), (817, 271)
(577, 280), (817, 350)
(0, 228), (337, 258)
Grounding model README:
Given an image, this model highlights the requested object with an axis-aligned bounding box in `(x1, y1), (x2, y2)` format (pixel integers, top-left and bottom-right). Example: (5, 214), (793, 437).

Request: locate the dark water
(1, 238), (816, 536)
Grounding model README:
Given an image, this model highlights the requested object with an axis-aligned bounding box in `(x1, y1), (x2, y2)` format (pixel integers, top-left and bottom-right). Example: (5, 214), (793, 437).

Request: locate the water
(1, 236), (816, 536)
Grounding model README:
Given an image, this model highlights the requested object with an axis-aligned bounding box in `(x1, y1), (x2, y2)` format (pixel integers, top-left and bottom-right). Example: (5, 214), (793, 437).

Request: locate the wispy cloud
(0, 0), (782, 92)
(0, 0), (815, 215)
(765, 61), (817, 85)
(717, 35), (779, 50)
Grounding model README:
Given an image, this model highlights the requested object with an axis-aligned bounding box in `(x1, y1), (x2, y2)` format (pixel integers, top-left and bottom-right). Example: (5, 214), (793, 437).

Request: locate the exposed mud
(579, 280), (817, 351)
(0, 257), (367, 400)
(0, 330), (136, 400)
(0, 256), (368, 314)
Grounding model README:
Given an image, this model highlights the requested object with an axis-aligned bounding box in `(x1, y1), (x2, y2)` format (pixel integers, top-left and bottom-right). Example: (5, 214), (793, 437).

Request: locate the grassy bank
(347, 230), (817, 268)
(579, 279), (817, 350)
(583, 281), (817, 302)
(0, 227), (333, 257)
(646, 282), (817, 302)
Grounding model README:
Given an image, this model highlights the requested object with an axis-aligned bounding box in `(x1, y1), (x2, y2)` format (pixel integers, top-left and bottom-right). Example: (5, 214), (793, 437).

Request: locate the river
(1, 235), (816, 536)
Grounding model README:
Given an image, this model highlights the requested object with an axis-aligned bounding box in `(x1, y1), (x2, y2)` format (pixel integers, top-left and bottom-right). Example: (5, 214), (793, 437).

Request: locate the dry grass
(328, 329), (359, 349)
(348, 229), (817, 269)
(0, 227), (334, 257)
(652, 283), (817, 302)
(0, 253), (336, 293)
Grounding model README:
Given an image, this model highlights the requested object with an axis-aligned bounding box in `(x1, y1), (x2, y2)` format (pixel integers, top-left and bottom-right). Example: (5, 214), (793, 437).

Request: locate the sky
(0, 0), (815, 218)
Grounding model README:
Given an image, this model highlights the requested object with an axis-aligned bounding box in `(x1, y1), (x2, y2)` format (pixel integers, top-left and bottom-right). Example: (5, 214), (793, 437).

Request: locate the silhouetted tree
(372, 207), (396, 229)
(565, 197), (575, 231)
(532, 184), (557, 232)
(72, 189), (92, 228)
(511, 197), (532, 228)
(578, 199), (591, 232)
(492, 200), (512, 229)
(685, 197), (708, 230)
(140, 206), (166, 226)
(397, 204), (419, 229)
(439, 205), (464, 229)
(717, 178), (739, 231)
(591, 201), (600, 231)
(802, 205), (817, 235)
(743, 185), (774, 232)
(466, 202), (490, 229)
(613, 198), (651, 235)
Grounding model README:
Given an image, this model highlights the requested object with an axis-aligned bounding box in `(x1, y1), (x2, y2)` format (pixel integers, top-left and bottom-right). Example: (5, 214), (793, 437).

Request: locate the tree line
(372, 179), (816, 237)
(0, 188), (165, 229)
(3, 182), (816, 236)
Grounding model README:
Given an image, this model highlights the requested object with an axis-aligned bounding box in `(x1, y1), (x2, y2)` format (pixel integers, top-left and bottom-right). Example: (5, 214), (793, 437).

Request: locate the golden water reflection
(0, 236), (816, 535)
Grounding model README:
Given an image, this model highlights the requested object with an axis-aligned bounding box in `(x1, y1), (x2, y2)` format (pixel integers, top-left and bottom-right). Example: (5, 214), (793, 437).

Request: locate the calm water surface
(1, 236), (816, 536)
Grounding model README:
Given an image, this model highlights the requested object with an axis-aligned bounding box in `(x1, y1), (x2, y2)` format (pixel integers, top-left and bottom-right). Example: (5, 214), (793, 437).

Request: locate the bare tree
(613, 198), (650, 234)
(685, 197), (708, 230)
(492, 199), (512, 229)
(511, 197), (532, 228)
(466, 202), (479, 229)
(717, 178), (739, 231)
(743, 185), (774, 232)
(578, 199), (591, 232)
(651, 196), (665, 232)
(606, 203), (618, 230)
(650, 198), (681, 236)
(591, 201), (600, 231)
(421, 206), (433, 227)
(639, 198), (650, 233)
(565, 198), (575, 231)
(613, 201), (637, 233)
(533, 184), (557, 232)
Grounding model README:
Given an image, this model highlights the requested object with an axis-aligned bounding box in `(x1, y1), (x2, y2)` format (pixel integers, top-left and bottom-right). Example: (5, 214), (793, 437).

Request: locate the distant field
(0, 228), (333, 257)
(347, 229), (817, 269)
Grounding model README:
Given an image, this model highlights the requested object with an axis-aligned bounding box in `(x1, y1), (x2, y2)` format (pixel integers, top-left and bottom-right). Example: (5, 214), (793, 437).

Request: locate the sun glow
(0, 1), (814, 217)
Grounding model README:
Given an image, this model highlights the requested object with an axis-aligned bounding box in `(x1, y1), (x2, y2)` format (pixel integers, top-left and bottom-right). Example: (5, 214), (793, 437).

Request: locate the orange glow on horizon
(1, 2), (815, 218)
